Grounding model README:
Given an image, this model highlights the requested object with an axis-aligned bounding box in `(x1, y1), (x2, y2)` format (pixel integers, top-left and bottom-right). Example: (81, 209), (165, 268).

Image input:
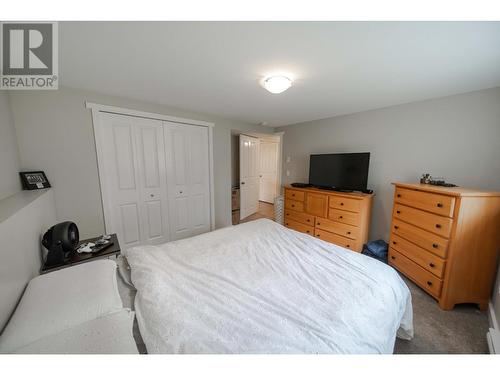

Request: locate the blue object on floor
(362, 239), (388, 263)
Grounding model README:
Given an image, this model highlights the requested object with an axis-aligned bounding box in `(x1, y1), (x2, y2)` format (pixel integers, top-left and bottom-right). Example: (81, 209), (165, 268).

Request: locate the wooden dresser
(388, 182), (500, 310)
(283, 186), (373, 252)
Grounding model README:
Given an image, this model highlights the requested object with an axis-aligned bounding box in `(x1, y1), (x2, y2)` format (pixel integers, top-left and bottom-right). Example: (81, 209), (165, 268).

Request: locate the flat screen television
(309, 152), (370, 192)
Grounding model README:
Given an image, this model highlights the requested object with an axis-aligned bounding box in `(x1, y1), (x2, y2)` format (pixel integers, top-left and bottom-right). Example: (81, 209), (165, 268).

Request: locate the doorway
(231, 131), (282, 224)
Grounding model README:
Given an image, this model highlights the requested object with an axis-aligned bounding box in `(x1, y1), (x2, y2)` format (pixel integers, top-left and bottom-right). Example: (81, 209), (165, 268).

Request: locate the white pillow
(0, 259), (123, 353)
(13, 309), (138, 354)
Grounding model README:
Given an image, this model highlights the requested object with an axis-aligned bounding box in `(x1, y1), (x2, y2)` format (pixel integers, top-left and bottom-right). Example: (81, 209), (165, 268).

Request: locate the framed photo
(19, 171), (51, 190)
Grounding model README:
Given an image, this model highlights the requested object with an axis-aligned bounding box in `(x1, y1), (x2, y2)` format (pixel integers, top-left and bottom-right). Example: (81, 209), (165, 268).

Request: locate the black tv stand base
(316, 186), (354, 193)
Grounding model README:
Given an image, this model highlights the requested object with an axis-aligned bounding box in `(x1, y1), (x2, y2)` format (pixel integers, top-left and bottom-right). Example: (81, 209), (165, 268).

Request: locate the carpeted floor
(394, 275), (489, 354)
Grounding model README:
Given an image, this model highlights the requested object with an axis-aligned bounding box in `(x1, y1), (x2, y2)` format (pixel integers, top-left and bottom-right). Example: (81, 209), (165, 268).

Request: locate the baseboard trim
(488, 302), (499, 330)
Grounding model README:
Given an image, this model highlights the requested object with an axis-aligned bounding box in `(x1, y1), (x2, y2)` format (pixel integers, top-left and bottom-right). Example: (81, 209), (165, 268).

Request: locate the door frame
(86, 102), (216, 234)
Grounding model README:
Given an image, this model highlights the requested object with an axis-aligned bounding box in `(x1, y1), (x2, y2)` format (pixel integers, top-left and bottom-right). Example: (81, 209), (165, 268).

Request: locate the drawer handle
(432, 243), (438, 248)
(396, 210), (401, 214)
(429, 263), (435, 268)
(427, 281), (433, 286)
(306, 219), (310, 222)
(285, 222), (289, 225)
(347, 231), (351, 235)
(392, 241), (396, 245)
(391, 255), (396, 260)
(437, 203), (443, 208)
(340, 202), (344, 206)
(346, 244), (350, 248)
(397, 194), (401, 198)
(316, 234), (320, 237)
(286, 213), (290, 216)
(306, 230), (310, 234)
(291, 204), (295, 208)
(292, 194), (295, 197)
(317, 222), (321, 226)
(394, 225), (399, 229)
(435, 224), (442, 229)
(339, 216), (343, 219)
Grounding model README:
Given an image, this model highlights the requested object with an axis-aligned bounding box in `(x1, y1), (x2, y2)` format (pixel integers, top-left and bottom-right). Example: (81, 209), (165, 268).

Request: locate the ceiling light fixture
(262, 75), (292, 94)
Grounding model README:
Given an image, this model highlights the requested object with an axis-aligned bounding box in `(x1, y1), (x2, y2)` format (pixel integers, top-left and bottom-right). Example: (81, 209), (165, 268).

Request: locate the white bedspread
(125, 219), (413, 354)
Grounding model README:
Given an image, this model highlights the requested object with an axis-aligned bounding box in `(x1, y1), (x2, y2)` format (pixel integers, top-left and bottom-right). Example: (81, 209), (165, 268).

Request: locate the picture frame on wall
(19, 171), (51, 190)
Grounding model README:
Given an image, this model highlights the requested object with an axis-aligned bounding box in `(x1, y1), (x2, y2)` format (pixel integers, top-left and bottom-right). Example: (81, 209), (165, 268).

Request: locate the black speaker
(42, 221), (79, 267)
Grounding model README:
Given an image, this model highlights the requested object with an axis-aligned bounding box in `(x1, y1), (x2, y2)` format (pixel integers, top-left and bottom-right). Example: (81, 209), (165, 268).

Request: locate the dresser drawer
(285, 199), (304, 212)
(390, 234), (446, 278)
(391, 219), (449, 258)
(328, 196), (360, 213)
(314, 229), (358, 251)
(316, 217), (359, 240)
(285, 219), (314, 235)
(328, 208), (360, 226)
(305, 193), (328, 217)
(395, 187), (455, 218)
(284, 210), (315, 226)
(393, 203), (453, 238)
(389, 249), (443, 298)
(285, 189), (305, 202)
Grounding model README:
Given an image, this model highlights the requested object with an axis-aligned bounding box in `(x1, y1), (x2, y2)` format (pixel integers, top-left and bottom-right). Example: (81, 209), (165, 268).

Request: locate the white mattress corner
(126, 218), (413, 354)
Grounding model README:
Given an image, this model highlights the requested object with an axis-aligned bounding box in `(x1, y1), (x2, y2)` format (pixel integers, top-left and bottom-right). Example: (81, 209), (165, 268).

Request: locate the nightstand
(40, 233), (121, 274)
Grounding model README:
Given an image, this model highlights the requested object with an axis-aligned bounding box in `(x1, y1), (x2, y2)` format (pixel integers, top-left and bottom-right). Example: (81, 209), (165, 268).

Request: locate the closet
(90, 105), (214, 249)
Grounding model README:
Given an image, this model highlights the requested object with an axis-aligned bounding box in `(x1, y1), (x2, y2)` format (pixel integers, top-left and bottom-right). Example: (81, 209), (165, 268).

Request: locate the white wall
(0, 92), (21, 200)
(9, 86), (272, 238)
(277, 86), (500, 322)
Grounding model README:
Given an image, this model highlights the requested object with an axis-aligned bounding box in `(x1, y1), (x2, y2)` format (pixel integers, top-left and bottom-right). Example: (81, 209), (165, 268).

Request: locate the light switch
(286, 170), (290, 177)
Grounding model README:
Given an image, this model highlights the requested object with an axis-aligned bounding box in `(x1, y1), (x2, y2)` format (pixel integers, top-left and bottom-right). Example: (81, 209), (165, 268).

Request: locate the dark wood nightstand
(40, 233), (121, 274)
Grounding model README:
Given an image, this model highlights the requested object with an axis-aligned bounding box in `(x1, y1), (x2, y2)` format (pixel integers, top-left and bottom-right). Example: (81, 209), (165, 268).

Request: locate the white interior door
(165, 122), (211, 240)
(240, 134), (260, 219)
(98, 113), (170, 249)
(259, 140), (279, 204)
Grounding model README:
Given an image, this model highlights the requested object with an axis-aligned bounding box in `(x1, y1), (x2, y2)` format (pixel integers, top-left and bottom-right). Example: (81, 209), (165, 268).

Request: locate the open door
(259, 140), (279, 203)
(239, 134), (260, 219)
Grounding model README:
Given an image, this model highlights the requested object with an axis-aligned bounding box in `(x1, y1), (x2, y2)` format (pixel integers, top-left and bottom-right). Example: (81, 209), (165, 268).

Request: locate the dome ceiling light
(262, 75), (292, 94)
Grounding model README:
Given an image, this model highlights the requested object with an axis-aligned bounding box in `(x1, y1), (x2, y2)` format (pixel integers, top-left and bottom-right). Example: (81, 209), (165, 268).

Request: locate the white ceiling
(60, 22), (500, 127)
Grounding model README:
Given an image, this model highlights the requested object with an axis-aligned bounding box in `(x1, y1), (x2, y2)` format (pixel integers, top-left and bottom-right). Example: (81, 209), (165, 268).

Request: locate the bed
(125, 218), (413, 354)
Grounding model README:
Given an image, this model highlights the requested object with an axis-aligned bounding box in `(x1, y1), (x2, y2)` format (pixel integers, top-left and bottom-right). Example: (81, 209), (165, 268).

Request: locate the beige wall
(277, 87), (500, 324)
(9, 86), (271, 238)
(0, 92), (21, 201)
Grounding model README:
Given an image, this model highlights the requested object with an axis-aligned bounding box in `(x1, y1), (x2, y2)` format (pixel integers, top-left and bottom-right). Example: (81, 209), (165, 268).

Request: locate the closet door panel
(134, 117), (170, 245)
(100, 113), (142, 248)
(165, 122), (211, 240)
(98, 113), (170, 248)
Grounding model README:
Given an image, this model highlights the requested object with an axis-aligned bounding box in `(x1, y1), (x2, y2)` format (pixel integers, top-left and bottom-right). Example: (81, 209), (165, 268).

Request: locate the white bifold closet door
(97, 113), (211, 248)
(99, 113), (170, 248)
(164, 121), (211, 240)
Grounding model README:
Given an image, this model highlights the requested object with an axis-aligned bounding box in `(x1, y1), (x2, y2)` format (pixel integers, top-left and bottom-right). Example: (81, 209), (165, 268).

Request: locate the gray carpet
(394, 275), (489, 354)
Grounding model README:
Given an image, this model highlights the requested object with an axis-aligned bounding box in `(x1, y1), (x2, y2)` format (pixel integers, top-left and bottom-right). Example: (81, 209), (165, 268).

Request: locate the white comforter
(125, 219), (413, 354)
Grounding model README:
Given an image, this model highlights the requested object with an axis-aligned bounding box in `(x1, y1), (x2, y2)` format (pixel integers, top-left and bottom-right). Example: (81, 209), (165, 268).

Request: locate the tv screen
(309, 153), (370, 191)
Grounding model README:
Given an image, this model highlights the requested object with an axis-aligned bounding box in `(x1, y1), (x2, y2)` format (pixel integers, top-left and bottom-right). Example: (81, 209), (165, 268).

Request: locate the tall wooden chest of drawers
(388, 182), (500, 310)
(283, 186), (373, 252)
